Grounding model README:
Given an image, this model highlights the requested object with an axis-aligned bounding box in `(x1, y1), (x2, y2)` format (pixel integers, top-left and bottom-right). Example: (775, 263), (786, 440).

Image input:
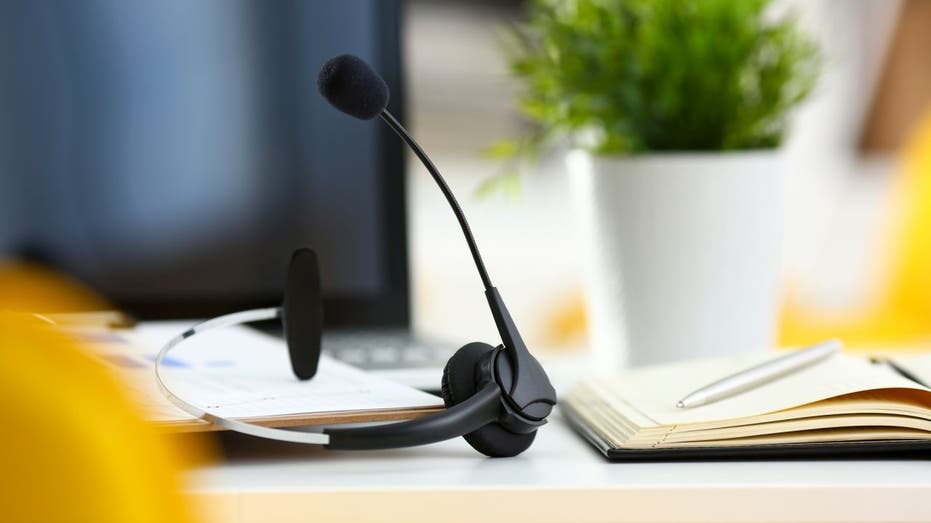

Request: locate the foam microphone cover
(317, 54), (390, 120)
(283, 248), (323, 380)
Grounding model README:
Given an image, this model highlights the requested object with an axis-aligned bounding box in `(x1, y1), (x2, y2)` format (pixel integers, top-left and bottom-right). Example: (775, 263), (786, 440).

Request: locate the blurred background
(406, 0), (931, 353)
(2, 0), (930, 357)
(4, 2), (929, 519)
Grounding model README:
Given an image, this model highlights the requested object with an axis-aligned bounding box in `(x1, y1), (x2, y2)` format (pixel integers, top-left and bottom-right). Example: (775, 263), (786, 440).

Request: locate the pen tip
(676, 401), (684, 409)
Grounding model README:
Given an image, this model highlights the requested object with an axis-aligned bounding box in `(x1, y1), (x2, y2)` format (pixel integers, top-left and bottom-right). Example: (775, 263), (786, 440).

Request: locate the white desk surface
(186, 359), (931, 523)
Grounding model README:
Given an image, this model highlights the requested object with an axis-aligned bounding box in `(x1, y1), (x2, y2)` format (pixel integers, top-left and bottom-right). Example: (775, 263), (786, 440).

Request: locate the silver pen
(675, 339), (843, 409)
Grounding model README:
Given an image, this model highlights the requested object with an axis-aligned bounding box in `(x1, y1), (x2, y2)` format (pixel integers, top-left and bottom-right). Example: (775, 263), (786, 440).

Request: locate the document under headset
(75, 322), (443, 431)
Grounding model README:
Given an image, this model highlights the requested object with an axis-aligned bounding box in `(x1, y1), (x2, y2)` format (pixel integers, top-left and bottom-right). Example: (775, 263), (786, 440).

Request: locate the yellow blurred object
(542, 288), (589, 350)
(0, 267), (208, 522)
(0, 261), (109, 312)
(780, 109), (931, 348)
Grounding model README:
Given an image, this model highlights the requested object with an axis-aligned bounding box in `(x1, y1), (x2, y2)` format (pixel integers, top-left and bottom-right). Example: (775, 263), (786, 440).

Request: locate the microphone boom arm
(379, 110), (494, 291)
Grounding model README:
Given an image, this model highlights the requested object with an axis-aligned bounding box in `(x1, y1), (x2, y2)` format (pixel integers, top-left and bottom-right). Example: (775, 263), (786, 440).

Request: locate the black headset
(155, 55), (556, 457)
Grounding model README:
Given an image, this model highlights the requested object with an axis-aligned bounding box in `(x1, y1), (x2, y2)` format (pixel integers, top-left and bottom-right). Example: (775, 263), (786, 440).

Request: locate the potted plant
(496, 0), (820, 369)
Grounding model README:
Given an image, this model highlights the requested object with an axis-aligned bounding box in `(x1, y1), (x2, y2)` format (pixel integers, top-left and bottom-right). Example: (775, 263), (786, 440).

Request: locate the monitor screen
(0, 0), (408, 325)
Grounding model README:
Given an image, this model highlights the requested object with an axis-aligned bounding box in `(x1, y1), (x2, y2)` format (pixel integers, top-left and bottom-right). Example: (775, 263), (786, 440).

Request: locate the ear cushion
(441, 342), (537, 457)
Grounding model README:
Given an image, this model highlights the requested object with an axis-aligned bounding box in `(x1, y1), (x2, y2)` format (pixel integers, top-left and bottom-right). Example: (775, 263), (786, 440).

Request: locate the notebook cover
(562, 403), (931, 461)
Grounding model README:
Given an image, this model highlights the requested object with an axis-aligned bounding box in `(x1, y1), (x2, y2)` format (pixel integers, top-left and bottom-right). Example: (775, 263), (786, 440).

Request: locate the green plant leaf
(495, 0), (820, 159)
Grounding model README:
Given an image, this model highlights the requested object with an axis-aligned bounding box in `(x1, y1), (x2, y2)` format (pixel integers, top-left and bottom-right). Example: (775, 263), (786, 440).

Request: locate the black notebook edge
(562, 403), (931, 461)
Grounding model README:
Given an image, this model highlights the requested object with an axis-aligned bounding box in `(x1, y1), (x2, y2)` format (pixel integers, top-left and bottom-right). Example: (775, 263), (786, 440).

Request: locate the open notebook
(73, 322), (443, 431)
(564, 351), (931, 459)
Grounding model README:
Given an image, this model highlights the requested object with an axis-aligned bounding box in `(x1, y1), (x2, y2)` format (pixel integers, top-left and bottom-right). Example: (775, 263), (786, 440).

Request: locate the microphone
(316, 54), (389, 120)
(317, 55), (553, 418)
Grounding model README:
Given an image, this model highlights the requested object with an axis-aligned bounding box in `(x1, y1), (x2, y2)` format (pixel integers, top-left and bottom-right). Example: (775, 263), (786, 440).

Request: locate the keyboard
(322, 329), (452, 370)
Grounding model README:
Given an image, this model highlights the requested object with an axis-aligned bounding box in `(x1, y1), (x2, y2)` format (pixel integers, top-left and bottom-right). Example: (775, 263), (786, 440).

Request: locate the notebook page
(72, 322), (443, 424)
(591, 352), (929, 427)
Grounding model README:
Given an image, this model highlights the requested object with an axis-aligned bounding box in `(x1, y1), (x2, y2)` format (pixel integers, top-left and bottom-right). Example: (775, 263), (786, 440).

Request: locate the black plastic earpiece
(282, 248), (324, 380)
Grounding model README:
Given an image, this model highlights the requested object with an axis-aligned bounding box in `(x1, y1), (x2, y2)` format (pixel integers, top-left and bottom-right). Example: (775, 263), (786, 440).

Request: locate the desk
(186, 360), (931, 523)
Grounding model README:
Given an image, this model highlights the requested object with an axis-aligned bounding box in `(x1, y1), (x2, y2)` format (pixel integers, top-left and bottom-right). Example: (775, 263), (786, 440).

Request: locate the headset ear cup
(440, 342), (490, 408)
(441, 342), (537, 457)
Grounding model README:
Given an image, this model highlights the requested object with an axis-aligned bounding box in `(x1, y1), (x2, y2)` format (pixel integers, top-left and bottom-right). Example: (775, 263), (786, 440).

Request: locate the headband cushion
(441, 342), (536, 457)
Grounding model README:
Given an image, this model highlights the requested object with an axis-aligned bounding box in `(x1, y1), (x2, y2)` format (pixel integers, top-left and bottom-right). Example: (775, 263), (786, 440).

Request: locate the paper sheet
(73, 322), (443, 425)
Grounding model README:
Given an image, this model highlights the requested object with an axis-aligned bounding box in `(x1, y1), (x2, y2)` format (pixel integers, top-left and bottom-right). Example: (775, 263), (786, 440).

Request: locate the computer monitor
(0, 0), (408, 326)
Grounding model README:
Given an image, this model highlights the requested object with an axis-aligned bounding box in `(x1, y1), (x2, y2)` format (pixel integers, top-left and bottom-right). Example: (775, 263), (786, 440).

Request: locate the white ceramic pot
(567, 150), (784, 370)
